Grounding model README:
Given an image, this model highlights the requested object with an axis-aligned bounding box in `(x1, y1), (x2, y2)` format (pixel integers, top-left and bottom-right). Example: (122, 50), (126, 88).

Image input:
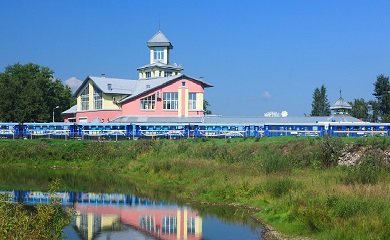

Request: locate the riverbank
(1, 137), (390, 239)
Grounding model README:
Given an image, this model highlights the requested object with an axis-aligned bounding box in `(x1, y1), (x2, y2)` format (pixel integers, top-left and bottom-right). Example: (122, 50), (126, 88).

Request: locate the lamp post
(52, 106), (59, 122)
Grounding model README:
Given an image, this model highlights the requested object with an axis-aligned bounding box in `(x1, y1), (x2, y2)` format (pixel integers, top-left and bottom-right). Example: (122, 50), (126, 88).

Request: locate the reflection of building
(75, 204), (202, 240)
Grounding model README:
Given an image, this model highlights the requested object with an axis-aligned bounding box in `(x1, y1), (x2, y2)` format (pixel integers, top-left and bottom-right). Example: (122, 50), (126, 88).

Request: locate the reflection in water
(0, 168), (262, 239)
(3, 190), (202, 240)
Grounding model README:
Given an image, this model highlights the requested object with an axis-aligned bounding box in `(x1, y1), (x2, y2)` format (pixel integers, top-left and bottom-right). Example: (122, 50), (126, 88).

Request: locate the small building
(63, 31), (213, 123)
(330, 94), (352, 115)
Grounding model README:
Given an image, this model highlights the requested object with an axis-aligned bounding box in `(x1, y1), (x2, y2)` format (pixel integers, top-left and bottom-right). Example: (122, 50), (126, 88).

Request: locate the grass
(1, 137), (390, 239)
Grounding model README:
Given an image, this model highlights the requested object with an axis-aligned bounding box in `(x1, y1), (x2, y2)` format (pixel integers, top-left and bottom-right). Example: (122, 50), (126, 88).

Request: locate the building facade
(63, 31), (212, 123)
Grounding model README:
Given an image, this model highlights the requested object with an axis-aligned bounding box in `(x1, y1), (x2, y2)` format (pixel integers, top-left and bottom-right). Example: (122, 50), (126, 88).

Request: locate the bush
(343, 155), (382, 185)
(264, 178), (295, 198)
(321, 136), (343, 168)
(0, 180), (74, 239)
(263, 155), (292, 174)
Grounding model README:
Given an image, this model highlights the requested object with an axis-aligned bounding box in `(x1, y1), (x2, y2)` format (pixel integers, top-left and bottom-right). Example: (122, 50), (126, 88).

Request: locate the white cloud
(262, 90), (271, 100)
(64, 77), (82, 93)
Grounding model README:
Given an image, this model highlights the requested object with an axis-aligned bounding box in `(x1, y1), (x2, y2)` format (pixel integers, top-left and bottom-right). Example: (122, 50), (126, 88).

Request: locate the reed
(1, 137), (390, 239)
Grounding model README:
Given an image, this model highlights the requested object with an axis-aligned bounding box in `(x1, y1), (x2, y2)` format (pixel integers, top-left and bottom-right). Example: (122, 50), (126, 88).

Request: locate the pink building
(62, 31), (212, 123)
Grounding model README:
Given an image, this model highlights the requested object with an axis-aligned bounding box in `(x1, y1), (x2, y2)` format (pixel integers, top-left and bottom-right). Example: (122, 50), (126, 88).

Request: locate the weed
(264, 178), (295, 198)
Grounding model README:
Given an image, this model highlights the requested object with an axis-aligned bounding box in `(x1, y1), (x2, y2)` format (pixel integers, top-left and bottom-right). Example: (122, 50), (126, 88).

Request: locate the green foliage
(264, 178), (296, 198)
(263, 155), (292, 174)
(311, 84), (330, 116)
(0, 179), (74, 239)
(298, 207), (332, 232)
(3, 138), (390, 239)
(320, 136), (343, 168)
(349, 98), (370, 121)
(371, 74), (390, 122)
(342, 154), (383, 185)
(0, 63), (74, 122)
(203, 99), (212, 115)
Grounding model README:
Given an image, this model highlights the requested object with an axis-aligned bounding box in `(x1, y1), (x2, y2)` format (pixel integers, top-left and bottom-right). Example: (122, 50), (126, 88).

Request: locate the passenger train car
(0, 120), (390, 140)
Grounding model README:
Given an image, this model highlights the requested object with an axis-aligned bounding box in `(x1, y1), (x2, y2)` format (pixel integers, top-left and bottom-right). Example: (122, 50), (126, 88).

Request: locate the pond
(0, 168), (263, 240)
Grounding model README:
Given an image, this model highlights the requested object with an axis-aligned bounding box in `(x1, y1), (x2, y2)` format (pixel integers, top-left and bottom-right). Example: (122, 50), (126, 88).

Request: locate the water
(0, 168), (263, 240)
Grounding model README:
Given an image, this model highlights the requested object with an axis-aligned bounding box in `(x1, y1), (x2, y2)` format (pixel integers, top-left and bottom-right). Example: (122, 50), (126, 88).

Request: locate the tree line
(0, 63), (75, 122)
(311, 74), (390, 122)
(0, 62), (388, 123)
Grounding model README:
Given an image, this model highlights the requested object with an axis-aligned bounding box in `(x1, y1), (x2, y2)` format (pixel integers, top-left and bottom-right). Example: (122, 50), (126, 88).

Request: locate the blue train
(1, 121), (389, 140)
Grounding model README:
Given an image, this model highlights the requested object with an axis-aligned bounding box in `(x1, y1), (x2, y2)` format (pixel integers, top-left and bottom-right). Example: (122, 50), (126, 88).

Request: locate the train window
(177, 126), (183, 130)
(140, 126), (147, 130)
(64, 126), (69, 130)
(1, 126), (6, 129)
(112, 126), (118, 130)
(84, 126), (90, 130)
(271, 126), (277, 130)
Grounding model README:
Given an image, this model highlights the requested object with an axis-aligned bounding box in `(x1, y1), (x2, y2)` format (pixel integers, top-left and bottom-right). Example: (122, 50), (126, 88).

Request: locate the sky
(1, 1), (390, 117)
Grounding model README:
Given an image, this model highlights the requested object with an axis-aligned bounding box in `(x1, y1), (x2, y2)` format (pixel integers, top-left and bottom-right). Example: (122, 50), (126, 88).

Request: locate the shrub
(0, 180), (74, 239)
(264, 178), (295, 198)
(263, 155), (292, 174)
(321, 136), (343, 168)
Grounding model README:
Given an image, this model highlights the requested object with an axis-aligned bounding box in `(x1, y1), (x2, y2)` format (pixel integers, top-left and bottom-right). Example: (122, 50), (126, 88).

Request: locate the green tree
(372, 74), (390, 122)
(0, 63), (74, 122)
(310, 85), (330, 116)
(349, 98), (369, 121)
(203, 99), (212, 115)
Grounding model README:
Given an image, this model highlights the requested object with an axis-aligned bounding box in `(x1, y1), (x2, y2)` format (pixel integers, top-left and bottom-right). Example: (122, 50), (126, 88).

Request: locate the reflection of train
(1, 120), (389, 140)
(2, 190), (202, 240)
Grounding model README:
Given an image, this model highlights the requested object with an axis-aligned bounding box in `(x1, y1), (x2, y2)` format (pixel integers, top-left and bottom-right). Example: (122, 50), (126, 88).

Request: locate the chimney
(107, 83), (112, 91)
(101, 73), (106, 78)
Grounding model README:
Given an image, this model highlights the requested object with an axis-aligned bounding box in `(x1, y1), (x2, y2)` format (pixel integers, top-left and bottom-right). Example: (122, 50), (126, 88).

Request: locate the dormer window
(153, 47), (164, 62)
(146, 71), (151, 78)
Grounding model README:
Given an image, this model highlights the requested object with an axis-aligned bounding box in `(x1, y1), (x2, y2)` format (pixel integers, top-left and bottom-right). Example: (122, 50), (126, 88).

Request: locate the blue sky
(1, 1), (390, 117)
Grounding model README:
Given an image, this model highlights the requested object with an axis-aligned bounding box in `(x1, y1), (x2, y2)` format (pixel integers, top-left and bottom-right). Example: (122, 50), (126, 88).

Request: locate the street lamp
(52, 106), (59, 122)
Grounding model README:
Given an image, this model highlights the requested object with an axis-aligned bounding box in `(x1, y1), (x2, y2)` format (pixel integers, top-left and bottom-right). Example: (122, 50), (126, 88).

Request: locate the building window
(140, 215), (154, 232)
(163, 92), (178, 110)
(140, 94), (156, 110)
(162, 216), (177, 234)
(182, 81), (186, 87)
(164, 71), (172, 77)
(188, 93), (196, 110)
(93, 87), (102, 109)
(81, 85), (89, 110)
(187, 217), (195, 235)
(146, 71), (151, 78)
(154, 47), (164, 62)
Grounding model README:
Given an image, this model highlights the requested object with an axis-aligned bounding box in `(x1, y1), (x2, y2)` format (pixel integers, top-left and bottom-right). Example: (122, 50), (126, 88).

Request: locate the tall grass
(1, 137), (390, 239)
